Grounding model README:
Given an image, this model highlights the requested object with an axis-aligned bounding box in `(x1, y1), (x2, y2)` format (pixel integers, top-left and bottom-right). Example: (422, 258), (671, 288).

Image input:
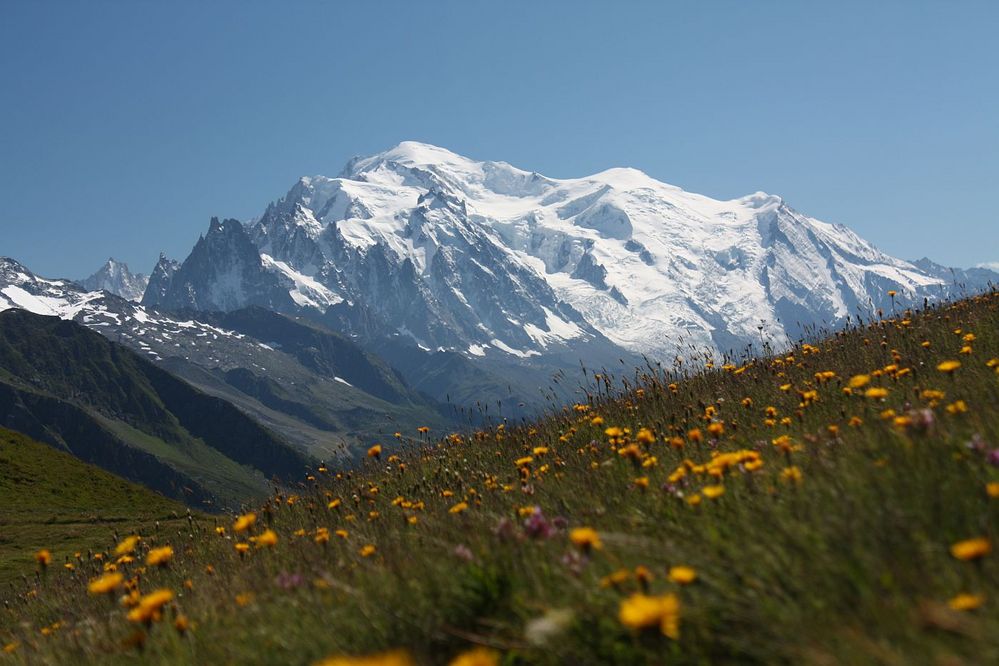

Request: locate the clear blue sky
(1, 1), (997, 278)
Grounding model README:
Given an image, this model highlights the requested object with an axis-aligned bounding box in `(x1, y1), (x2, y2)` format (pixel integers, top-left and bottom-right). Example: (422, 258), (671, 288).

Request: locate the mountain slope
(5, 291), (998, 664)
(148, 141), (999, 366)
(0, 426), (192, 584)
(0, 309), (311, 508)
(0, 257), (455, 453)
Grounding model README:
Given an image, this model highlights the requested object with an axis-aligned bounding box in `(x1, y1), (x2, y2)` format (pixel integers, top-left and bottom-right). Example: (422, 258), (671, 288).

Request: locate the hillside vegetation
(2, 292), (998, 664)
(0, 310), (311, 508)
(0, 428), (191, 586)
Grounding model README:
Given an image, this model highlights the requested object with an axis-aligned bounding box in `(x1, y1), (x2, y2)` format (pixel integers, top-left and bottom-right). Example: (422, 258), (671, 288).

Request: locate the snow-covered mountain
(80, 258), (149, 302)
(146, 141), (997, 361)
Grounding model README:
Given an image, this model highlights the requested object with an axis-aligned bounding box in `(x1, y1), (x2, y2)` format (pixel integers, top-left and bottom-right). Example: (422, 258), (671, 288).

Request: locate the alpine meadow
(2, 289), (998, 664)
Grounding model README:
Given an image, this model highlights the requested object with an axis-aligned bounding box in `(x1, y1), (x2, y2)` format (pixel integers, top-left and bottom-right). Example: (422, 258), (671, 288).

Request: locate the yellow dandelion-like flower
(848, 374), (871, 389)
(233, 512), (257, 533)
(950, 537), (991, 561)
(449, 501), (469, 514)
(618, 592), (681, 639)
(937, 360), (961, 374)
(702, 484), (725, 499)
(359, 544), (377, 557)
(947, 593), (985, 611)
(126, 589), (174, 624)
(781, 466), (803, 484)
(569, 527), (603, 551)
(945, 400), (968, 415)
(864, 387), (889, 399)
(87, 572), (124, 595)
(255, 529), (279, 548)
(114, 535), (140, 556)
(174, 614), (191, 634)
(314, 650), (415, 666)
(145, 546), (174, 567)
(448, 646), (500, 666)
(668, 565), (697, 585)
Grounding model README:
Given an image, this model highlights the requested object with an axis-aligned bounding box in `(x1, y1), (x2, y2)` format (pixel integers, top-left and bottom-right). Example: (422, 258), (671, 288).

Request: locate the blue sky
(1, 1), (996, 278)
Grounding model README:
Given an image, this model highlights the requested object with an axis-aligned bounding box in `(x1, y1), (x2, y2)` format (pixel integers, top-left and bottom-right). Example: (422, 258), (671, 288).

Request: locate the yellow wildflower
(848, 374), (871, 389)
(146, 546), (174, 567)
(233, 512), (257, 533)
(255, 529), (279, 548)
(702, 484), (725, 499)
(115, 535), (140, 556)
(448, 646), (500, 666)
(668, 565), (697, 584)
(947, 593), (985, 611)
(618, 592), (681, 639)
(950, 537), (991, 561)
(781, 466), (803, 484)
(569, 527), (603, 551)
(314, 651), (415, 666)
(87, 572), (124, 595)
(126, 589), (174, 624)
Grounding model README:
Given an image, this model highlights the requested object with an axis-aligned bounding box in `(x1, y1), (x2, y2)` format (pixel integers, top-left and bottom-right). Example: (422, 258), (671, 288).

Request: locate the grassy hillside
(2, 292), (998, 664)
(0, 427), (193, 586)
(0, 310), (311, 508)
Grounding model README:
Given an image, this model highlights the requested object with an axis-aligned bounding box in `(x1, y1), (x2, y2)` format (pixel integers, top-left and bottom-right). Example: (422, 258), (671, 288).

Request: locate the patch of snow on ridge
(261, 254), (342, 309)
(490, 338), (540, 358)
(1, 285), (63, 315)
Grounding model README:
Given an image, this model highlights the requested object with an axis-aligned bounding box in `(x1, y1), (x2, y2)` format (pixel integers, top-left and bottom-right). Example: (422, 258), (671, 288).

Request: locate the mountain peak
(80, 257), (148, 302)
(736, 191), (784, 210)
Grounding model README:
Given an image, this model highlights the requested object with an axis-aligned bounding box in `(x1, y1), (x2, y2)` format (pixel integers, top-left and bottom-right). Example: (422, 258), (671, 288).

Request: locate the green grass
(0, 428), (193, 586)
(2, 292), (998, 664)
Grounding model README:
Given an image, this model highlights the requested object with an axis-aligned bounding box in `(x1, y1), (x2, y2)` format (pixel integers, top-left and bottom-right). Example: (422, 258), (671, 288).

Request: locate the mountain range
(1, 141), (995, 506)
(0, 257), (454, 458)
(144, 141), (997, 362)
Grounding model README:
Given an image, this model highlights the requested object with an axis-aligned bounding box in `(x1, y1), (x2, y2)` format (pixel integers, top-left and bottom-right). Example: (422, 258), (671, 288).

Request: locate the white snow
(260, 254), (342, 309)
